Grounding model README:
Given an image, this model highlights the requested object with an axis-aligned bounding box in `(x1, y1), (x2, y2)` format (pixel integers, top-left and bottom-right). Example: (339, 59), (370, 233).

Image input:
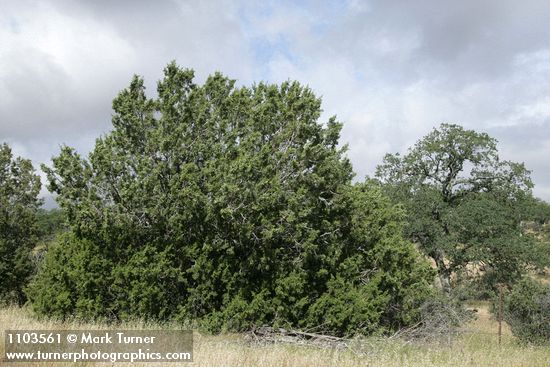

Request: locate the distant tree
(0, 143), (42, 304)
(519, 197), (550, 268)
(36, 208), (66, 241)
(522, 196), (550, 235)
(32, 208), (67, 267)
(30, 63), (434, 335)
(375, 124), (545, 294)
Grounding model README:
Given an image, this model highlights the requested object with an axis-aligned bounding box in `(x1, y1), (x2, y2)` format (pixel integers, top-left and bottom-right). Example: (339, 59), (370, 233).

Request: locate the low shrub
(502, 278), (550, 344)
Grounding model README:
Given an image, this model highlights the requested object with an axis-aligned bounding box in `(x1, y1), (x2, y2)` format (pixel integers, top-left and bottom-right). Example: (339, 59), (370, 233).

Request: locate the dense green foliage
(0, 143), (42, 304)
(523, 198), (550, 254)
(31, 208), (68, 271)
(502, 278), (550, 344)
(36, 208), (66, 241)
(375, 124), (545, 293)
(524, 197), (550, 226)
(28, 63), (434, 335)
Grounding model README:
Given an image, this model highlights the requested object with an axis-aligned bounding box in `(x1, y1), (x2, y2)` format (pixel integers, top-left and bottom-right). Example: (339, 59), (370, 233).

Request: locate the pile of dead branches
(246, 326), (350, 349)
(246, 326), (400, 357)
(391, 299), (475, 345)
(246, 299), (475, 350)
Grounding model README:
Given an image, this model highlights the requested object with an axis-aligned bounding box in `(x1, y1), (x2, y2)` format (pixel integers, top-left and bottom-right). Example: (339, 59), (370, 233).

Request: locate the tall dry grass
(1, 304), (549, 367)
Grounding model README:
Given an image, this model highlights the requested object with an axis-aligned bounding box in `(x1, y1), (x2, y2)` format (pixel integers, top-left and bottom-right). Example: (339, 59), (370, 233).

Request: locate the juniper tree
(31, 63), (434, 335)
(0, 143), (41, 304)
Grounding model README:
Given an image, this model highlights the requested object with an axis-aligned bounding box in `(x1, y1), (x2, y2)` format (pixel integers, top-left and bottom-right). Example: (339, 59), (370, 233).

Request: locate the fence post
(498, 284), (503, 346)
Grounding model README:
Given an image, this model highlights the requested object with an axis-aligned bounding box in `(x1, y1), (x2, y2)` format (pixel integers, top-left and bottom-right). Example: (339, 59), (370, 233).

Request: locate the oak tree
(375, 124), (543, 294)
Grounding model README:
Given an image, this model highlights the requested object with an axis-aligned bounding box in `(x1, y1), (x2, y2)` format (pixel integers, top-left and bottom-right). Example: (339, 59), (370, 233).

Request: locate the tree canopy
(29, 63), (434, 335)
(0, 143), (42, 304)
(375, 123), (546, 293)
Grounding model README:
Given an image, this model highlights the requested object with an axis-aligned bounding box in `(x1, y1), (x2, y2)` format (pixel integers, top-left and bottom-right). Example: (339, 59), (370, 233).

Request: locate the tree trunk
(433, 250), (452, 295)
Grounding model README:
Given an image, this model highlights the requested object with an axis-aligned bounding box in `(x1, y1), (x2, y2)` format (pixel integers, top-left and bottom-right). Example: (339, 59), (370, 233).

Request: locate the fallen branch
(246, 326), (348, 349)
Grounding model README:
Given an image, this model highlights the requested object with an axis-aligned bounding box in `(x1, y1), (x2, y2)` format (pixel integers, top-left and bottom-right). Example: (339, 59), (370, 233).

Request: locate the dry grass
(1, 304), (549, 367)
(533, 271), (550, 285)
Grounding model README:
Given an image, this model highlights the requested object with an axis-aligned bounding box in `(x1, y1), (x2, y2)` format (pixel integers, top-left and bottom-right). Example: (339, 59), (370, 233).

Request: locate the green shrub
(26, 234), (111, 320)
(29, 63), (435, 336)
(502, 278), (550, 344)
(0, 143), (41, 304)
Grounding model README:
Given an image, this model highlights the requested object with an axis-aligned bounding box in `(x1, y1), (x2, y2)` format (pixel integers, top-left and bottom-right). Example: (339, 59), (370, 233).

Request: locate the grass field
(1, 304), (549, 367)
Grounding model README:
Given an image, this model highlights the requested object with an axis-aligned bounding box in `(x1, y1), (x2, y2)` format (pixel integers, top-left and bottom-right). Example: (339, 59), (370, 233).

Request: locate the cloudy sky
(2, 0), (550, 205)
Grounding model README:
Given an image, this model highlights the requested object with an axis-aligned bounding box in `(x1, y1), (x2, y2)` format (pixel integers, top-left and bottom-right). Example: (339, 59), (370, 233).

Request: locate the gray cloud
(322, 0), (550, 85)
(1, 0), (550, 203)
(243, 0), (550, 199)
(489, 121), (550, 200)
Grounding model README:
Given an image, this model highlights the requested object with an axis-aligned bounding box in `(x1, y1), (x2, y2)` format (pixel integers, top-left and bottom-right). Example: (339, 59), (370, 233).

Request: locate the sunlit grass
(1, 303), (549, 367)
